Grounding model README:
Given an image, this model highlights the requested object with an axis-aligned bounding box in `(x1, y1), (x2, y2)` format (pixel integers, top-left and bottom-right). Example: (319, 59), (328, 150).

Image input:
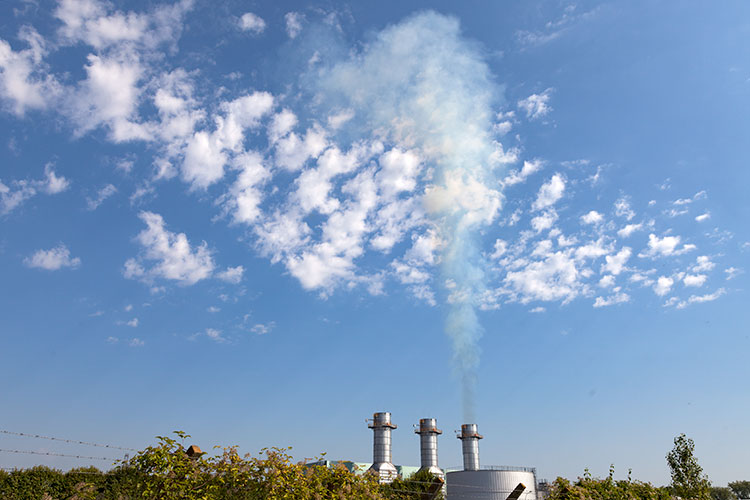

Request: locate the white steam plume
(314, 12), (503, 421)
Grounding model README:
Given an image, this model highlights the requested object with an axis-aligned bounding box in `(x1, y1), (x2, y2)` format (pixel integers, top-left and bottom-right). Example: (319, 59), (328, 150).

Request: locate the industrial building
(308, 412), (541, 500)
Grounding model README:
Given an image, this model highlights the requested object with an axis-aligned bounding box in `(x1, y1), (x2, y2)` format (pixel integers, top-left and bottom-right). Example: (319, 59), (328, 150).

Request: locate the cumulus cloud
(24, 244), (81, 270)
(0, 27), (60, 115)
(614, 197), (635, 220)
(724, 267), (742, 280)
(532, 174), (565, 211)
(602, 247), (631, 275)
(1, 165), (70, 215)
(86, 183), (117, 210)
(653, 276), (673, 296)
(617, 223), (643, 238)
(124, 211), (215, 285)
(683, 274), (707, 287)
(580, 210), (603, 225)
(217, 265), (244, 284)
(285, 12), (304, 39)
(239, 12), (266, 34)
(518, 88), (553, 119)
(593, 290), (630, 307)
(695, 212), (710, 222)
(673, 288), (726, 309)
(251, 322), (275, 335)
(502, 159), (543, 187)
(205, 328), (225, 342)
(639, 233), (696, 258)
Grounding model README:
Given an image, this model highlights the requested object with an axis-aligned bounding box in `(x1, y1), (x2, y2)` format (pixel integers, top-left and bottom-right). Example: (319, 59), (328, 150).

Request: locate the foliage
(666, 434), (711, 500)
(729, 481), (750, 500)
(545, 465), (672, 500)
(0, 431), (421, 499)
(384, 469), (444, 500)
(710, 487), (736, 500)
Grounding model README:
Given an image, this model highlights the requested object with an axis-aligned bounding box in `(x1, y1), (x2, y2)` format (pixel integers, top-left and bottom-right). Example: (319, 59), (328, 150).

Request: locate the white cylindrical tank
(446, 469), (538, 500)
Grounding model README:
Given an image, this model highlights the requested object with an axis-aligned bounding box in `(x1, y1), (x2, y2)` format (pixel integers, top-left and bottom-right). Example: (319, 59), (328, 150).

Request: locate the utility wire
(0, 430), (137, 452)
(0, 448), (118, 461)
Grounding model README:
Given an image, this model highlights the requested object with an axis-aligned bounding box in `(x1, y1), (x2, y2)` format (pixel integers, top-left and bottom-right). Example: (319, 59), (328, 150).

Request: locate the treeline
(2, 432), (748, 500)
(0, 432), (443, 500)
(545, 467), (750, 500)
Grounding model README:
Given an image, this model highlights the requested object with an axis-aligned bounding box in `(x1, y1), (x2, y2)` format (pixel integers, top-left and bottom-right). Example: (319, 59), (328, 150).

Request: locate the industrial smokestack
(368, 412), (398, 483)
(415, 418), (444, 478)
(457, 423), (483, 471)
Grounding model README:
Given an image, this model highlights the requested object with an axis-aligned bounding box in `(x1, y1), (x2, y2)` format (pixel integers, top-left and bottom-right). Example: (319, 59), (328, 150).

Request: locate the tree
(710, 487), (736, 500)
(666, 433), (711, 500)
(729, 481), (750, 500)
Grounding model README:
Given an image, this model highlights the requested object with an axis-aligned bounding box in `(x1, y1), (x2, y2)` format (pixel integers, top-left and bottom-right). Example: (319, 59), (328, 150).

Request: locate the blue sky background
(1, 0), (749, 486)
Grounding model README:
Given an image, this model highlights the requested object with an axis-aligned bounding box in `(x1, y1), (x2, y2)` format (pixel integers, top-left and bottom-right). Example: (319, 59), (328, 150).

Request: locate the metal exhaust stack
(415, 418), (444, 478)
(368, 412), (398, 483)
(457, 423), (483, 471)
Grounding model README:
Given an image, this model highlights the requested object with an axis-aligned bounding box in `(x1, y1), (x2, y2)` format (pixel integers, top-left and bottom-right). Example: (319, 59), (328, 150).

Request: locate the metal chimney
(457, 423), (483, 471)
(368, 412), (398, 483)
(415, 418), (444, 478)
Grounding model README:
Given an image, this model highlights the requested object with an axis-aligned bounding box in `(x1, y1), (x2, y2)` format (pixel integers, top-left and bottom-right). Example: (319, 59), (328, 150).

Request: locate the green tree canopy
(666, 433), (711, 500)
(729, 481), (750, 500)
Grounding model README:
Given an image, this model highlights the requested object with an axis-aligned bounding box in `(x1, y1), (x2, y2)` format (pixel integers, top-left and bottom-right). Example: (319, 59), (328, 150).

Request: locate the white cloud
(124, 211), (215, 286)
(530, 306), (545, 313)
(725, 267), (742, 280)
(695, 212), (710, 222)
(531, 210), (558, 233)
(614, 197), (635, 220)
(268, 109), (297, 144)
(674, 288), (726, 309)
(0, 179), (37, 214)
(284, 12), (304, 39)
(129, 338), (144, 347)
(602, 247), (631, 275)
(217, 265), (244, 284)
(593, 290), (630, 307)
(86, 183), (117, 210)
(504, 250), (579, 303)
(691, 255), (715, 273)
(517, 88), (553, 119)
(599, 275), (615, 288)
(239, 12), (266, 34)
(653, 276), (673, 296)
(221, 151), (271, 225)
(180, 91), (274, 189)
(617, 223), (643, 238)
(580, 210), (603, 225)
(639, 233), (695, 258)
(0, 27), (60, 115)
(274, 125), (327, 171)
(205, 328), (225, 343)
(1, 165), (69, 215)
(24, 244), (81, 270)
(532, 173), (565, 210)
(70, 53), (148, 142)
(683, 274), (707, 287)
(251, 322), (275, 335)
(42, 164), (70, 194)
(124, 304), (133, 311)
(502, 159), (543, 187)
(55, 0), (193, 51)
(126, 317), (139, 327)
(207, 306), (220, 313)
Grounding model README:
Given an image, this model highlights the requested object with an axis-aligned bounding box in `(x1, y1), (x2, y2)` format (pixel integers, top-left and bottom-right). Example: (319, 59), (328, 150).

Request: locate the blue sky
(1, 0), (749, 486)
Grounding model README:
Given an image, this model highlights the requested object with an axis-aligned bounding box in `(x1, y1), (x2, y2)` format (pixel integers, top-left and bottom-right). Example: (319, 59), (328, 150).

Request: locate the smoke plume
(314, 11), (503, 420)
